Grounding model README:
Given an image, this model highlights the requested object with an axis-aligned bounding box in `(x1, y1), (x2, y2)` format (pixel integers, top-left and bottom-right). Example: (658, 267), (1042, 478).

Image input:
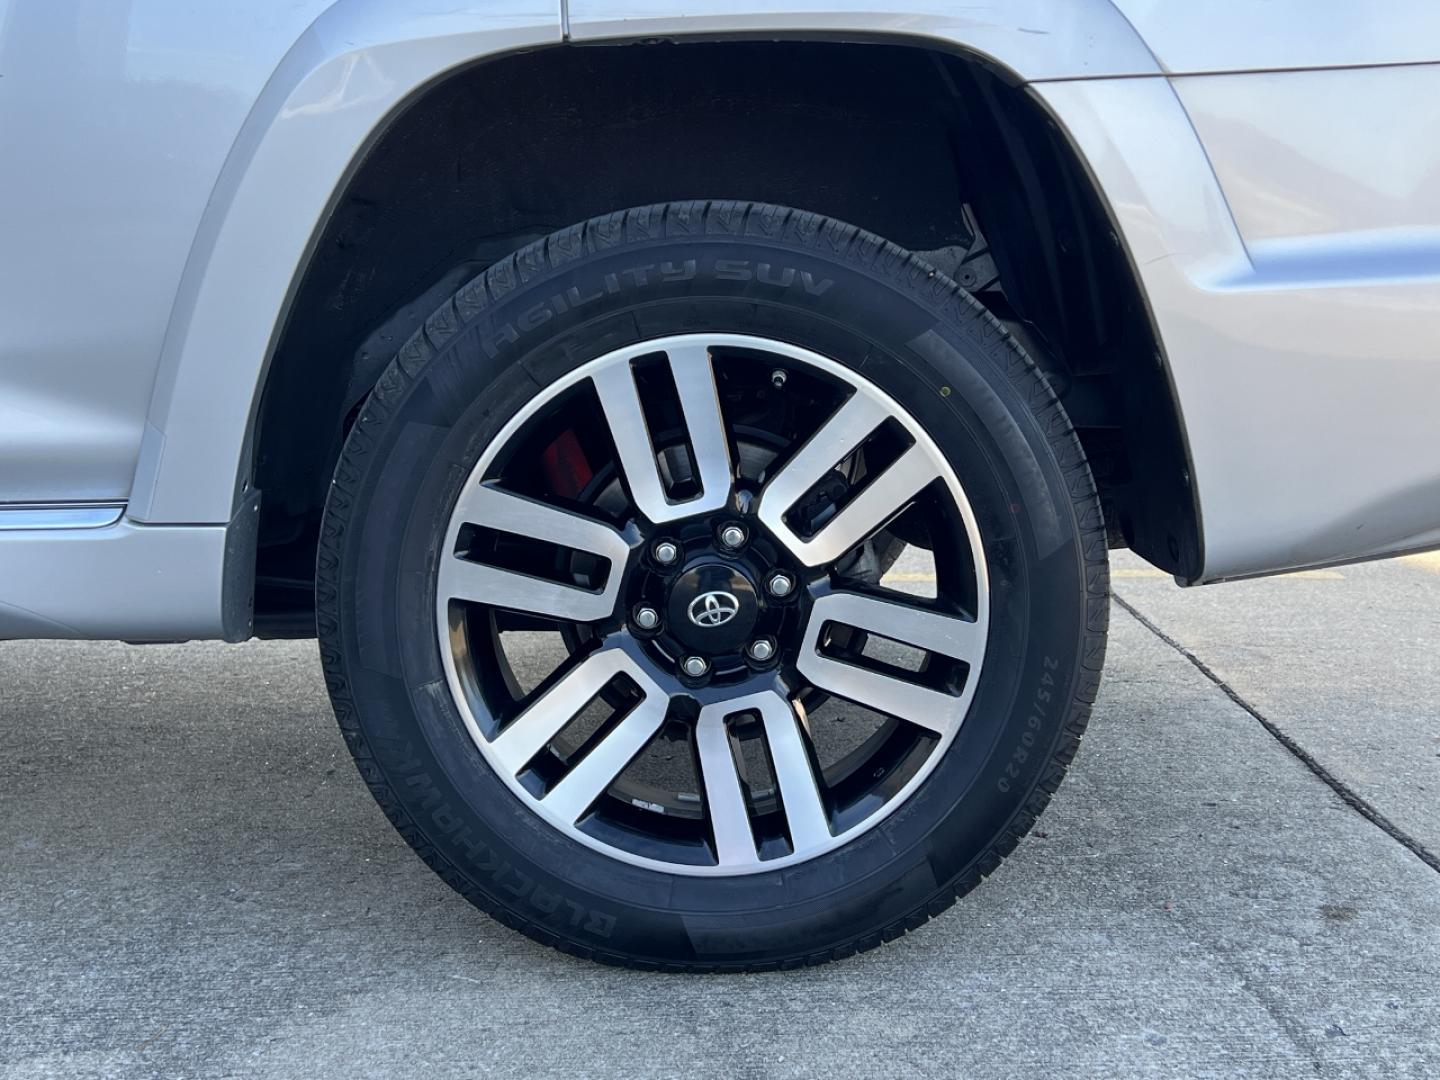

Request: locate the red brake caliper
(540, 428), (594, 500)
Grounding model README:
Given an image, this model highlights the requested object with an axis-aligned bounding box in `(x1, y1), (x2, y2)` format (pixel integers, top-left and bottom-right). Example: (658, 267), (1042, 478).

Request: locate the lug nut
(653, 540), (680, 566)
(747, 638), (776, 663)
(719, 524), (747, 550)
(633, 606), (660, 631)
(766, 572), (795, 598)
(681, 656), (710, 678)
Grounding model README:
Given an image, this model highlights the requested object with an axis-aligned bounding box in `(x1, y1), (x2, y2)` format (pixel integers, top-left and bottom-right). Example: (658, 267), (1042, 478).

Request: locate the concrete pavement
(1, 553), (1437, 1078)
(1111, 550), (1440, 859)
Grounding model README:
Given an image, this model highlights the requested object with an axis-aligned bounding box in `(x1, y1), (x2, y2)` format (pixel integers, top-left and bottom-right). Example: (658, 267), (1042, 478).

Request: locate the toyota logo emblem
(688, 590), (741, 628)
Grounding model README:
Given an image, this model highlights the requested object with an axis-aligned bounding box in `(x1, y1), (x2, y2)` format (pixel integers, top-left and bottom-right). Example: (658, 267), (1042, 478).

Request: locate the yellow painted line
(1402, 551), (1440, 574)
(885, 567), (1344, 584)
(1113, 567), (1344, 581)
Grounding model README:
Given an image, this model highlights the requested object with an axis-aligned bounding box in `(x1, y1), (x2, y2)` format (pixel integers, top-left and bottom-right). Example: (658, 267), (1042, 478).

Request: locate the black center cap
(666, 563), (759, 654)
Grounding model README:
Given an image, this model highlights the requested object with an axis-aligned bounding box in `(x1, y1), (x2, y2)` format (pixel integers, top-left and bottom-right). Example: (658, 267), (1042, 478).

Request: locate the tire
(317, 201), (1108, 971)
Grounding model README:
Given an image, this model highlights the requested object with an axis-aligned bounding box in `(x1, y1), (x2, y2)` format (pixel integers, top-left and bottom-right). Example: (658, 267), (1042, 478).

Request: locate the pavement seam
(1113, 591), (1440, 876)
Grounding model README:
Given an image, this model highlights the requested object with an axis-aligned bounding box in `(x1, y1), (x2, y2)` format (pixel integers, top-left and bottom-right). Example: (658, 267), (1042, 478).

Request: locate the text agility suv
(3, 2), (1438, 969)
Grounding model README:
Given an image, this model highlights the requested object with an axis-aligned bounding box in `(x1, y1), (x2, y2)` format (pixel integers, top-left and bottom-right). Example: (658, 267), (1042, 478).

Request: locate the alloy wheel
(436, 333), (990, 875)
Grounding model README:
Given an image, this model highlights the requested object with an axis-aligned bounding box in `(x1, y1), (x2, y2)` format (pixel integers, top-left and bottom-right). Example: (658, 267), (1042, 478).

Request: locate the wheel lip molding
(434, 332), (991, 877)
(128, 4), (565, 526)
(565, 2), (1161, 83)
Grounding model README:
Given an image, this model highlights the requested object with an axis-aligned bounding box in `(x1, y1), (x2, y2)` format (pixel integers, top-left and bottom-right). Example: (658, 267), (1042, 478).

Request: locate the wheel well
(250, 39), (1199, 634)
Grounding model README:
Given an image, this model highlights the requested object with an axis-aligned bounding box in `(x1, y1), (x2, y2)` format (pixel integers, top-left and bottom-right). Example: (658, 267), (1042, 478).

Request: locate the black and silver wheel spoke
(696, 690), (831, 867)
(756, 393), (942, 567)
(590, 341), (732, 523)
(542, 692), (669, 825)
(797, 591), (983, 736)
(440, 484), (630, 622)
(490, 648), (669, 823)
